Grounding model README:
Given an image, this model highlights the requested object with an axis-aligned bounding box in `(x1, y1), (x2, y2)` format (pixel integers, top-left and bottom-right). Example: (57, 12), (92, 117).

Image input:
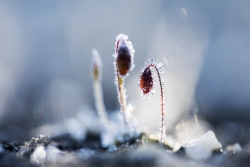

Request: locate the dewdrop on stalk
(139, 58), (165, 143)
(113, 34), (135, 132)
(91, 49), (110, 130)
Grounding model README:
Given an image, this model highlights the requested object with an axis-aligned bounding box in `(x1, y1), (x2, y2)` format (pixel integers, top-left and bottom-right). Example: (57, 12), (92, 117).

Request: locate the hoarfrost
(31, 146), (46, 164)
(114, 33), (135, 77)
(33, 108), (101, 141)
(100, 112), (141, 151)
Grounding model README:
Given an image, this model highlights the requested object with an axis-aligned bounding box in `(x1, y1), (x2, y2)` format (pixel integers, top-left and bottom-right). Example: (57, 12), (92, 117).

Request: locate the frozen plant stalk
(139, 58), (165, 143)
(91, 49), (110, 130)
(113, 34), (135, 129)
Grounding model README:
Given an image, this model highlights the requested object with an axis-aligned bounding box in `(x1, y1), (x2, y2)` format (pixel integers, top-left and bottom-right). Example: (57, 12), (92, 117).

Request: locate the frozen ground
(0, 111), (250, 167)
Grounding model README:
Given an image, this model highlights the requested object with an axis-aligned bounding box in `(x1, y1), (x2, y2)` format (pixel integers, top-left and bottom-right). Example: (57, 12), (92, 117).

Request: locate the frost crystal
(31, 146), (46, 164)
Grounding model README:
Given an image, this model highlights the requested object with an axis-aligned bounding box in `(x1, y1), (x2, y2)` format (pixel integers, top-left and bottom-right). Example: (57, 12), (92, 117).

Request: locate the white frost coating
(92, 49), (102, 80)
(115, 34), (135, 57)
(100, 112), (141, 151)
(114, 33), (135, 73)
(92, 49), (110, 131)
(31, 146), (46, 164)
(33, 108), (101, 141)
(46, 146), (62, 161)
(184, 131), (222, 160)
(66, 118), (87, 140)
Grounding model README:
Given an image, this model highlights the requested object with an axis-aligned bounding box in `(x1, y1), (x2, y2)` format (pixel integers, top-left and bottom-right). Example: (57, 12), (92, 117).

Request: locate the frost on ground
(33, 107), (102, 141)
(100, 111), (142, 151)
(1, 125), (250, 167)
(31, 146), (46, 164)
(2, 107), (250, 167)
(33, 106), (142, 152)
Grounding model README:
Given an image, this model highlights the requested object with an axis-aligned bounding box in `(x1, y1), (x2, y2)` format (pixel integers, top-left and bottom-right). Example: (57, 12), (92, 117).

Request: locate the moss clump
(141, 134), (173, 151)
(113, 132), (146, 148)
(113, 132), (173, 151)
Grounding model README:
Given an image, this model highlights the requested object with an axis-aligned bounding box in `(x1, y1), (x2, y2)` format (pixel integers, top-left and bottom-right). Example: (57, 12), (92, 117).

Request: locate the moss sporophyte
(139, 58), (166, 144)
(91, 34), (167, 147)
(91, 49), (111, 131)
(113, 34), (135, 132)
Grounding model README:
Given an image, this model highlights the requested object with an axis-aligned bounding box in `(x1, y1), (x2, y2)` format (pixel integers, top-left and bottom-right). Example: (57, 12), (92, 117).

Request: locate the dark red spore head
(139, 67), (153, 94)
(116, 46), (131, 76)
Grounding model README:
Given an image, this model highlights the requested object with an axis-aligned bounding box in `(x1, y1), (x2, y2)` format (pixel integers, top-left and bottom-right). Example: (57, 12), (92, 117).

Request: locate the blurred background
(0, 0), (250, 146)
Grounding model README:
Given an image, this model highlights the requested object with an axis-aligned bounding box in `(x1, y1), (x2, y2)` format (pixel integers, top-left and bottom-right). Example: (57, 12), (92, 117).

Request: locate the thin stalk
(116, 70), (128, 130)
(91, 49), (111, 131)
(149, 65), (165, 144)
(93, 78), (111, 130)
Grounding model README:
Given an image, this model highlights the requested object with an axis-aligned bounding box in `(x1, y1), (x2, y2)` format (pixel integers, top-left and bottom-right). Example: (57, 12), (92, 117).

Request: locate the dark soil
(0, 131), (250, 167)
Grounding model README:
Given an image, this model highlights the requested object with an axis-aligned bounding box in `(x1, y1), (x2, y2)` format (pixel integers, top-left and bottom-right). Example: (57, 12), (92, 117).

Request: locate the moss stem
(116, 70), (128, 130)
(149, 64), (165, 144)
(93, 78), (111, 130)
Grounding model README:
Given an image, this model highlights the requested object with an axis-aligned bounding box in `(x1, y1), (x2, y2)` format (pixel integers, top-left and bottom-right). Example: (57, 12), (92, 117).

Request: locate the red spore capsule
(114, 34), (135, 77)
(116, 47), (131, 76)
(139, 67), (153, 94)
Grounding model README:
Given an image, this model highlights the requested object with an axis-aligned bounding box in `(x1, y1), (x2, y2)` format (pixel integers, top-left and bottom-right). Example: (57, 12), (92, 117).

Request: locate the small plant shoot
(91, 49), (110, 130)
(113, 34), (135, 131)
(139, 58), (165, 144)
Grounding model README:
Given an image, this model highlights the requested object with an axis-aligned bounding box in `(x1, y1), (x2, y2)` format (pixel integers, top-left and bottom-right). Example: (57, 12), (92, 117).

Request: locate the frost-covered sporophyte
(91, 34), (167, 147)
(139, 58), (165, 144)
(113, 34), (135, 132)
(91, 49), (111, 131)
